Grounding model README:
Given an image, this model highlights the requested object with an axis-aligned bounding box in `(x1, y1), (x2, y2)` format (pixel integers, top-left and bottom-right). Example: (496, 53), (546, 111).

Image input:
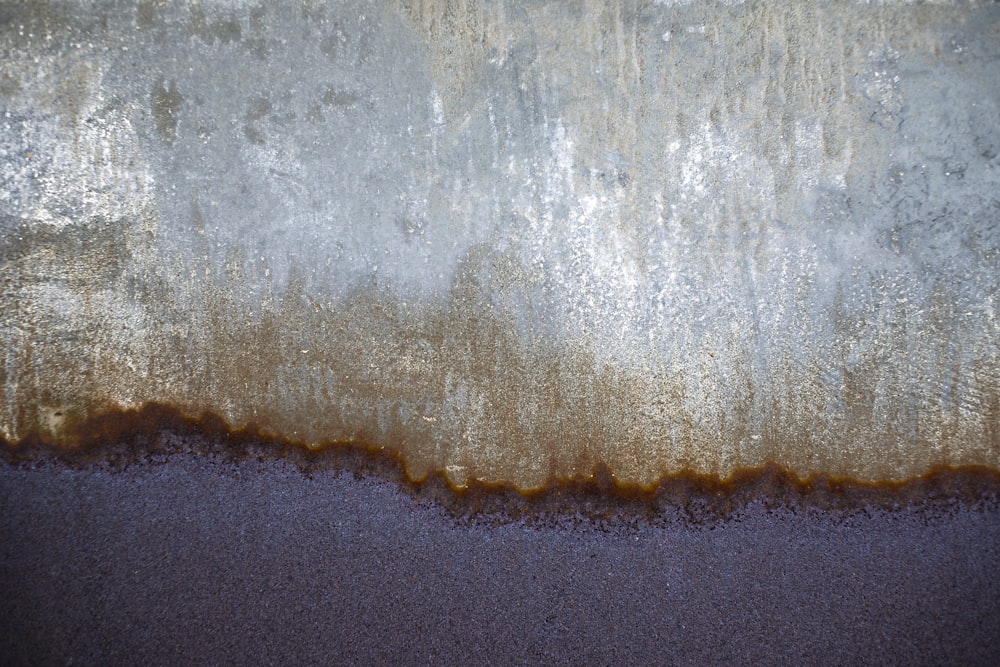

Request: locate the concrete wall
(1, 0), (998, 487)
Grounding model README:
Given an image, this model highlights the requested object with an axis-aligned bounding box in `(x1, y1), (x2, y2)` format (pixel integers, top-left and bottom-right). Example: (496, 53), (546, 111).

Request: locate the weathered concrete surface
(1, 1), (998, 487)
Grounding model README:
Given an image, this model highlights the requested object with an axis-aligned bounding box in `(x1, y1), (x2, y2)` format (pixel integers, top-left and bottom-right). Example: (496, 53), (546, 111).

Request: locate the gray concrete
(1, 1), (998, 486)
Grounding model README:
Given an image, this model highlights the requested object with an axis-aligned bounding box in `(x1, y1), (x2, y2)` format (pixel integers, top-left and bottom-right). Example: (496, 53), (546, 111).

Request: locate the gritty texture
(2, 447), (999, 666)
(1, 1), (999, 487)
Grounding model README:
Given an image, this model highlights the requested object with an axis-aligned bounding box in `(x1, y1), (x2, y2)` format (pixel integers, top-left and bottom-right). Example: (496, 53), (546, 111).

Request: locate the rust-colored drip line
(3, 403), (998, 524)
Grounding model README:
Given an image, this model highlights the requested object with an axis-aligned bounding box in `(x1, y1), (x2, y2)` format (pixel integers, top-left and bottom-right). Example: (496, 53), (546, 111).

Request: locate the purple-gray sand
(2, 442), (999, 666)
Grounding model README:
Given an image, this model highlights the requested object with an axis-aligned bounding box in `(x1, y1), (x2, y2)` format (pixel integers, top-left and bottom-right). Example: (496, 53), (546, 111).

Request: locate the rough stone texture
(1, 1), (999, 487)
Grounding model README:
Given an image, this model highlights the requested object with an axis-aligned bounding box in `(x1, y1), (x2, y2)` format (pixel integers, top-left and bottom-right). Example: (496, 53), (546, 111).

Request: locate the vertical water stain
(151, 78), (183, 145)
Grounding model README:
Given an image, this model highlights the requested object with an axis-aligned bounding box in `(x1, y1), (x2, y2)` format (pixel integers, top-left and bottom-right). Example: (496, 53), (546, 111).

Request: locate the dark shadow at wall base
(2, 434), (1000, 666)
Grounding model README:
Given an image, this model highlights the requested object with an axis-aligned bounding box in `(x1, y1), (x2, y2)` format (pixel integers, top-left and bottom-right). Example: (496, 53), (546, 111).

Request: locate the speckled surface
(2, 441), (998, 666)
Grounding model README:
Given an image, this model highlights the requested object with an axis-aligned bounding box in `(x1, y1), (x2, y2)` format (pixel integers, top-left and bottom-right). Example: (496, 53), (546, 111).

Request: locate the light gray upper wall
(1, 1), (998, 484)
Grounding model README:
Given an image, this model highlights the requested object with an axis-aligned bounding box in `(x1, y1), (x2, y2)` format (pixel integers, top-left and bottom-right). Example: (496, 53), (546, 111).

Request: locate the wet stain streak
(4, 403), (997, 524)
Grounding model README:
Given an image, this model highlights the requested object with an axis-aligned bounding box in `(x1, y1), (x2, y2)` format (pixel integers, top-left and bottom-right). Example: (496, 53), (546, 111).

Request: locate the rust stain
(3, 402), (998, 522)
(3, 272), (998, 490)
(2, 0), (998, 497)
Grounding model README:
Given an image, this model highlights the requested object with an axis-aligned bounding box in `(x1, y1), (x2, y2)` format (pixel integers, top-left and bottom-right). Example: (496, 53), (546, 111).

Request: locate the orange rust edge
(2, 402), (999, 521)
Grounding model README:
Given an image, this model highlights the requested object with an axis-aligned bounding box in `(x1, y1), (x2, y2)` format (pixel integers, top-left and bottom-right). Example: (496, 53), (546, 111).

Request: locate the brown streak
(3, 402), (997, 524)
